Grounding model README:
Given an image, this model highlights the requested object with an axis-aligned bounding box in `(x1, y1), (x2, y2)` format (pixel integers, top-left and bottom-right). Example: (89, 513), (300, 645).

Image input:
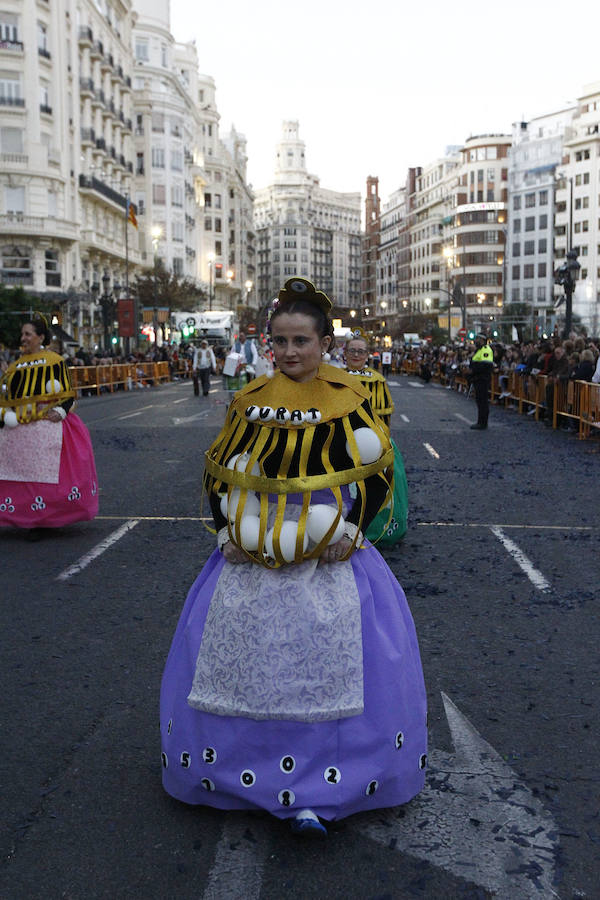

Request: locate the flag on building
(127, 199), (138, 229)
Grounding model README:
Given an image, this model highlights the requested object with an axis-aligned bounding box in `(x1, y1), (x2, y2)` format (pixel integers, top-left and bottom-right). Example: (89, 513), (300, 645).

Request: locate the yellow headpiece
(277, 277), (332, 314)
(346, 327), (368, 344)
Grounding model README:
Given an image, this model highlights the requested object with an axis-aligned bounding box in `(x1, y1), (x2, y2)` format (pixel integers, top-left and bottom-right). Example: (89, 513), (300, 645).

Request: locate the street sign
(457, 327), (467, 337)
(247, 324), (256, 333)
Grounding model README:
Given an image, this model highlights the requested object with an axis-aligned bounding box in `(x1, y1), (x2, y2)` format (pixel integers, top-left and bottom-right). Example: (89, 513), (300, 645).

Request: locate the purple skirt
(160, 542), (427, 821)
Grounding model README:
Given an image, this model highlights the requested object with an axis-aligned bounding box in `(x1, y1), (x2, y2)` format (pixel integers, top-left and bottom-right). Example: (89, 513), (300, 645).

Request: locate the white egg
(45, 379), (62, 394)
(226, 489), (260, 521)
(346, 427), (382, 464)
(237, 515), (261, 551)
(306, 505), (345, 545)
(264, 521), (308, 563)
(226, 452), (260, 476)
(3, 409), (18, 428)
(245, 405), (260, 421)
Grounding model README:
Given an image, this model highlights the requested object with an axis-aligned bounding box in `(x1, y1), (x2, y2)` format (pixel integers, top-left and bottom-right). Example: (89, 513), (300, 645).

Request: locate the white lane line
(490, 526), (551, 593)
(423, 442), (440, 459)
(208, 388), (219, 394)
(387, 380), (401, 386)
(56, 519), (139, 581)
(408, 381), (425, 388)
(172, 397), (187, 405)
(202, 819), (269, 900)
(400, 414), (410, 423)
(118, 410), (143, 419)
(454, 413), (472, 424)
(172, 410), (211, 425)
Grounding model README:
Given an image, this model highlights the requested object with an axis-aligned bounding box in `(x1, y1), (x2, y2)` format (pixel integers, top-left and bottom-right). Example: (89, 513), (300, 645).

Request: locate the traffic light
(111, 335), (118, 345)
(467, 329), (476, 341)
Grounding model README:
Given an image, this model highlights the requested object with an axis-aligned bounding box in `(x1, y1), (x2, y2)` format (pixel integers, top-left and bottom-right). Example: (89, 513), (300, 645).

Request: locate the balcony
(40, 103), (52, 115)
(38, 47), (51, 60)
(0, 152), (28, 166)
(101, 54), (112, 72)
(0, 213), (77, 241)
(78, 173), (130, 212)
(109, 145), (116, 160)
(126, 161), (133, 173)
(0, 96), (25, 108)
(0, 270), (34, 285)
(79, 77), (94, 95)
(0, 39), (24, 52)
(123, 117), (132, 132)
(95, 137), (106, 151)
(78, 26), (93, 46)
(122, 75), (132, 90)
(81, 127), (95, 145)
(91, 40), (103, 59)
(92, 89), (104, 108)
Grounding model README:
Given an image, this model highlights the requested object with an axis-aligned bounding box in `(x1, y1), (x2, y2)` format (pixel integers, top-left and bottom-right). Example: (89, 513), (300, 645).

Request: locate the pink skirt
(0, 413), (98, 529)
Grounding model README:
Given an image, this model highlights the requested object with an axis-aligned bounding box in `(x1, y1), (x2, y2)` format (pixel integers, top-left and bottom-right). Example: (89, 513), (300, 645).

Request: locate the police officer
(469, 333), (494, 430)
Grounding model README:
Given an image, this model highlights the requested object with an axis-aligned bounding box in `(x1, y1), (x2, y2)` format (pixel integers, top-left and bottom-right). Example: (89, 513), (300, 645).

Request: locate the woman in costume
(344, 329), (408, 543)
(0, 315), (98, 536)
(160, 278), (427, 835)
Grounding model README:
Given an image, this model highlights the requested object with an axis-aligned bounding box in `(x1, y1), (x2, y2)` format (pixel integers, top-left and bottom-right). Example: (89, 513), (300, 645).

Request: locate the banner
(117, 298), (136, 338)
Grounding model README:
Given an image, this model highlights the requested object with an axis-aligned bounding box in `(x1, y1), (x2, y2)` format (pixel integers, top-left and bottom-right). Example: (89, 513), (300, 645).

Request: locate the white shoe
(527, 408), (536, 415)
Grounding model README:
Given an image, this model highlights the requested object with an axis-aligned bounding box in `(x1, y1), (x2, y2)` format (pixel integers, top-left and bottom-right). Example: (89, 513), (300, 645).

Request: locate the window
(524, 264), (534, 278)
(204, 192), (211, 207)
(539, 214), (548, 229)
(0, 72), (22, 102)
(537, 286), (546, 301)
(135, 39), (149, 61)
(0, 126), (23, 153)
(151, 112), (164, 133)
(215, 241), (222, 255)
(204, 216), (212, 230)
(136, 152), (144, 175)
(161, 44), (167, 67)
(539, 190), (548, 205)
(512, 242), (521, 257)
(152, 184), (165, 204)
(512, 288), (520, 301)
(214, 193), (221, 209)
(513, 218), (521, 233)
(538, 239), (547, 253)
(5, 185), (24, 213)
(170, 149), (182, 171)
(151, 147), (165, 168)
(172, 221), (183, 242)
(37, 22), (48, 52)
(524, 287), (533, 301)
(513, 196), (521, 210)
(525, 216), (535, 231)
(582, 220), (589, 232)
(173, 257), (183, 276)
(45, 250), (60, 286)
(1, 245), (32, 282)
(214, 217), (221, 233)
(512, 265), (520, 280)
(47, 189), (57, 217)
(0, 13), (19, 42)
(171, 184), (183, 207)
(524, 240), (535, 255)
(525, 193), (536, 207)
(538, 263), (547, 277)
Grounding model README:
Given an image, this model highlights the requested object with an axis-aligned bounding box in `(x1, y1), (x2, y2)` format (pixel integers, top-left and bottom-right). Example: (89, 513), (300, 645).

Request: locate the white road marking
(117, 410), (143, 419)
(361, 693), (558, 899)
(56, 520), (139, 581)
(387, 380), (401, 386)
(202, 818), (270, 900)
(490, 526), (551, 593)
(400, 414), (410, 423)
(423, 442), (440, 459)
(172, 410), (211, 425)
(408, 381), (425, 388)
(208, 388), (219, 393)
(172, 398), (187, 405)
(454, 412), (472, 424)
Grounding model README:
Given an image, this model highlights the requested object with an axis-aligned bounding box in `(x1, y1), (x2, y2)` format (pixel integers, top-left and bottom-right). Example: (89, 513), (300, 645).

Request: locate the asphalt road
(1, 373), (598, 900)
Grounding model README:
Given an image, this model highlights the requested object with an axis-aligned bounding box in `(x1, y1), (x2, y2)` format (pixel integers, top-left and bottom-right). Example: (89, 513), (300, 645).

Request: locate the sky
(170, 0), (600, 203)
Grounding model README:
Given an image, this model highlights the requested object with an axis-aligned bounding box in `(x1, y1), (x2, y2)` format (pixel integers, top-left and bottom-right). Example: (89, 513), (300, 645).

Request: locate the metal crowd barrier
(69, 361), (171, 395)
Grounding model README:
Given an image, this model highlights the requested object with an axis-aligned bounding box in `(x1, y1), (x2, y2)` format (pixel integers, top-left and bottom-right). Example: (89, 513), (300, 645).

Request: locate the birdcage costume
(160, 363), (426, 821)
(0, 350), (98, 528)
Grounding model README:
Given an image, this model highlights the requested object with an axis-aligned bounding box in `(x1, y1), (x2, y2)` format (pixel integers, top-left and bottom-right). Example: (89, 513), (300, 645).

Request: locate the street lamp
(245, 279), (253, 307)
(554, 248), (580, 338)
(207, 251), (215, 311)
(151, 225), (163, 345)
(97, 271), (117, 352)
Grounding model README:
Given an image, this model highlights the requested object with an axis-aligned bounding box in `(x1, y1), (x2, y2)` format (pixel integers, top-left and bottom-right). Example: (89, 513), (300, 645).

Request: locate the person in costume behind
(0, 314), (98, 537)
(160, 277), (427, 836)
(344, 329), (408, 543)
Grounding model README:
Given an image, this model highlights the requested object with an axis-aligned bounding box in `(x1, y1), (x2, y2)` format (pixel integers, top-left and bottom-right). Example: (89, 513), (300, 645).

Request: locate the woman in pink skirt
(0, 314), (98, 538)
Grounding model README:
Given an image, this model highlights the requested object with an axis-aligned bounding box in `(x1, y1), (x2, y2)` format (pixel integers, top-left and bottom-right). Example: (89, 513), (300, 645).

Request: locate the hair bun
(278, 277), (332, 313)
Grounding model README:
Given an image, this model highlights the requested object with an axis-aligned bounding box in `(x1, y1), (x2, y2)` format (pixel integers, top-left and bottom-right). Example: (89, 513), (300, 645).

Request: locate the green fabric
(365, 439), (408, 545)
